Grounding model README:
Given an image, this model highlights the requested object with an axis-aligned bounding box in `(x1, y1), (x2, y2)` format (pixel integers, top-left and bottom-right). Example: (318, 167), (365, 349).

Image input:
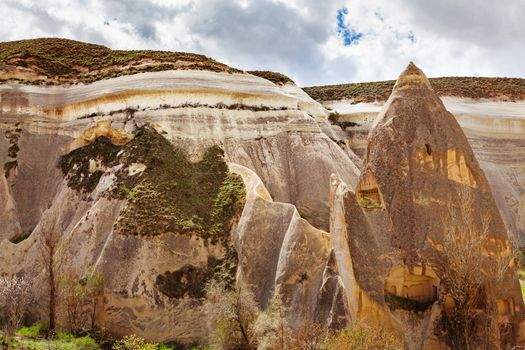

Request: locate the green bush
(358, 196), (381, 209)
(56, 332), (77, 340)
(112, 335), (158, 350)
(17, 322), (46, 338)
(70, 336), (100, 350)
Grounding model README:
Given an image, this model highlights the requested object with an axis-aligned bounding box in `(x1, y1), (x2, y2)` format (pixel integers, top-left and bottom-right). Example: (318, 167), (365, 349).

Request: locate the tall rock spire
(331, 62), (525, 349)
(393, 61), (434, 91)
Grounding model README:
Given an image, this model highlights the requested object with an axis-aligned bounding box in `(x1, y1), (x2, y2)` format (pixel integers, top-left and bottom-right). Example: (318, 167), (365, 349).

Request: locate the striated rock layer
(0, 68), (358, 344)
(0, 53), (522, 349)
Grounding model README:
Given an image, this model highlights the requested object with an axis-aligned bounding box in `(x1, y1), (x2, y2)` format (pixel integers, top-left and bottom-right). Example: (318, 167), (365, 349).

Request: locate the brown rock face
(331, 63), (525, 349)
(0, 67), (358, 345)
(366, 62), (496, 260)
(1, 49), (523, 349)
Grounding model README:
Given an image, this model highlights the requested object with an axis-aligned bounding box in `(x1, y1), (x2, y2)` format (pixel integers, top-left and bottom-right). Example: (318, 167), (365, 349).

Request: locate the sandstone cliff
(0, 39), (359, 345)
(329, 63), (524, 349)
(315, 79), (525, 249)
(0, 39), (522, 349)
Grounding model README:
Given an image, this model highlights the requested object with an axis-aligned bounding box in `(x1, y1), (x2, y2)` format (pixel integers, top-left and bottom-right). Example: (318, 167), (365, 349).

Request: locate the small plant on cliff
(328, 112), (341, 124)
(358, 196), (381, 209)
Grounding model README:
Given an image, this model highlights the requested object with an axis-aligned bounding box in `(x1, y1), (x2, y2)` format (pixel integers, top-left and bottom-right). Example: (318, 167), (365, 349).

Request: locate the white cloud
(0, 0), (523, 86)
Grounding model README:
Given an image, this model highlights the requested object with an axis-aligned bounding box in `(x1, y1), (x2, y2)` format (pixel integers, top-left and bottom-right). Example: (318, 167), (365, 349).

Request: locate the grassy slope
(0, 38), (240, 85)
(304, 77), (525, 102)
(247, 70), (294, 85)
(59, 126), (245, 240)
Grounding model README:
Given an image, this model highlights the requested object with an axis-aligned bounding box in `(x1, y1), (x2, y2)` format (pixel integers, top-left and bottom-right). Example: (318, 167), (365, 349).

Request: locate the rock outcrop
(0, 39), (522, 349)
(0, 40), (359, 345)
(329, 63), (524, 349)
(319, 84), (525, 248)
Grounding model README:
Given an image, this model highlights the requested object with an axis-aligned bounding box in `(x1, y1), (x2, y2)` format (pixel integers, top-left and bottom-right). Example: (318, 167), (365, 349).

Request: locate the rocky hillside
(0, 38), (356, 346)
(0, 39), (523, 349)
(305, 76), (525, 103)
(308, 71), (525, 250)
(0, 38), (239, 85)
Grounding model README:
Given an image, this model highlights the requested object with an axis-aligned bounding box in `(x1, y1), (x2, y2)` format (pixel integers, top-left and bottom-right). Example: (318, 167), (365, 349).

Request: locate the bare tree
(253, 291), (290, 350)
(424, 186), (516, 350)
(206, 279), (259, 350)
(58, 266), (104, 332)
(59, 270), (87, 332)
(0, 275), (32, 342)
(85, 266), (104, 329)
(289, 321), (330, 350)
(39, 220), (63, 336)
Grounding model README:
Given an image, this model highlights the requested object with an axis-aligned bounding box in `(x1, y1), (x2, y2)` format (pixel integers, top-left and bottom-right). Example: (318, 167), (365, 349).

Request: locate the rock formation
(329, 63), (524, 349)
(316, 81), (525, 248)
(0, 39), (522, 349)
(0, 39), (359, 345)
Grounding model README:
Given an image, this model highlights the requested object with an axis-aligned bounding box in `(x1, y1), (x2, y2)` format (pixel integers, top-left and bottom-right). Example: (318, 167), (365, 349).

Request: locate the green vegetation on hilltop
(247, 70), (294, 85)
(0, 38), (240, 85)
(305, 76), (525, 102)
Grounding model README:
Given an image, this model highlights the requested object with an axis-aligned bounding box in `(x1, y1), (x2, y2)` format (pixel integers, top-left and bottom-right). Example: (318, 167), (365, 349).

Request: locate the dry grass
(0, 38), (240, 85)
(247, 70), (294, 85)
(305, 77), (525, 102)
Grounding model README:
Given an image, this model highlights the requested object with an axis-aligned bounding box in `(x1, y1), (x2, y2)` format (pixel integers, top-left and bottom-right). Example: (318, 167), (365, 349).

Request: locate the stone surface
(321, 92), (525, 247)
(329, 63), (525, 349)
(0, 57), (522, 349)
(0, 68), (359, 344)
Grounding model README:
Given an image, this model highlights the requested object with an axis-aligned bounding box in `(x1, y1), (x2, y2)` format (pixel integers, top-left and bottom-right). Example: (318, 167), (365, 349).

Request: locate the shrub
(71, 336), (100, 350)
(358, 196), (381, 209)
(17, 322), (46, 338)
(326, 326), (404, 350)
(112, 335), (158, 350)
(0, 276), (33, 338)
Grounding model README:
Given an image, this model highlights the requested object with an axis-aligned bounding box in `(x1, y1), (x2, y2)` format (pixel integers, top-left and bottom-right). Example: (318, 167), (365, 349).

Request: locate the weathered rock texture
(321, 90), (525, 248)
(329, 63), (525, 349)
(0, 63), (358, 344)
(0, 39), (522, 349)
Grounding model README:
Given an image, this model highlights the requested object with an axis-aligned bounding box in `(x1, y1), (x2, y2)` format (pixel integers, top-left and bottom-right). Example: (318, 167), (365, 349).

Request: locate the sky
(0, 0), (523, 86)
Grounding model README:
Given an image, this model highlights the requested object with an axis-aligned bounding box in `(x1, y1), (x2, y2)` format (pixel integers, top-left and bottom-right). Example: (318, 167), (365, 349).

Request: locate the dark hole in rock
(425, 143), (432, 155)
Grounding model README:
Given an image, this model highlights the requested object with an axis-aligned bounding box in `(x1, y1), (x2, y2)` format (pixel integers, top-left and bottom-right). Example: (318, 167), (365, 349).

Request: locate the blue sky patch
(337, 8), (363, 46)
(408, 31), (415, 43)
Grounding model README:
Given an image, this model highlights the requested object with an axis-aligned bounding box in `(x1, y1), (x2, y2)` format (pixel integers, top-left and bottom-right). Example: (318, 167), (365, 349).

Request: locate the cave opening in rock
(384, 266), (439, 312)
(425, 143), (432, 155)
(357, 169), (383, 209)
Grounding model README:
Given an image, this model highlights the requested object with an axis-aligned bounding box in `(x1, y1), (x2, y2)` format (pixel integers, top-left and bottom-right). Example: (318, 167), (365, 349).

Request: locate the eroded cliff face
(329, 63), (525, 349)
(1, 40), (523, 349)
(0, 66), (359, 344)
(321, 88), (525, 247)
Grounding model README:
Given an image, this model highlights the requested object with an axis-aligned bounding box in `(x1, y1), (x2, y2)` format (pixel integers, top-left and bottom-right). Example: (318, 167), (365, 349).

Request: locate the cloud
(0, 0), (523, 86)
